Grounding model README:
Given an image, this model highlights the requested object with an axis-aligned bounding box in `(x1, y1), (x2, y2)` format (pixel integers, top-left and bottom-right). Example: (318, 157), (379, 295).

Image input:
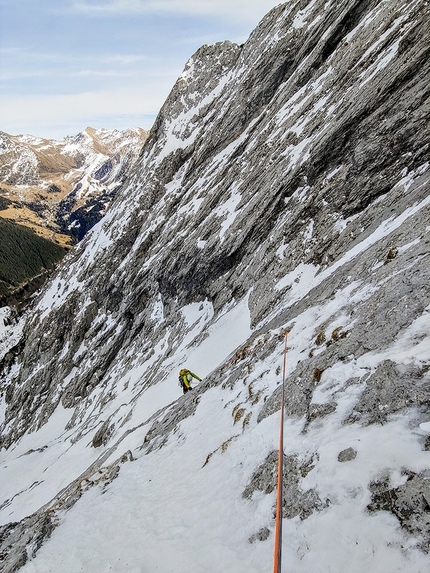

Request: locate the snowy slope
(1, 0), (429, 572)
(2, 277), (429, 573)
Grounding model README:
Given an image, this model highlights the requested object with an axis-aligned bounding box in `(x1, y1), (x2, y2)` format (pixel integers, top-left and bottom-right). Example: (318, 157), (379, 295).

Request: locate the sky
(0, 0), (282, 139)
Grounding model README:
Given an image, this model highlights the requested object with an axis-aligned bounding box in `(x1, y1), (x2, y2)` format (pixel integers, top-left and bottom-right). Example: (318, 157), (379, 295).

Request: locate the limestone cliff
(0, 1), (429, 571)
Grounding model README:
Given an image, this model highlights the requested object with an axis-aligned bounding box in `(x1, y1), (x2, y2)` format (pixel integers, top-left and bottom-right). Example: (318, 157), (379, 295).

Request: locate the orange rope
(273, 329), (289, 573)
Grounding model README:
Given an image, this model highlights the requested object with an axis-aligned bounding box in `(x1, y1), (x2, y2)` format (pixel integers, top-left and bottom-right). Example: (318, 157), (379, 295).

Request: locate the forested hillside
(0, 218), (66, 299)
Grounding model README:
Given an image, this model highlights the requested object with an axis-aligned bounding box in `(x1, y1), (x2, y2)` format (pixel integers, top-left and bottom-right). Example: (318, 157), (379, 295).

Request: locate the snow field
(15, 299), (278, 573)
(8, 273), (429, 573)
(0, 296), (253, 524)
(17, 341), (430, 573)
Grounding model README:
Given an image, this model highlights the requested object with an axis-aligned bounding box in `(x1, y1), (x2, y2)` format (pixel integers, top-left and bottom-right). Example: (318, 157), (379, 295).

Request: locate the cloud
(68, 0), (282, 23)
(72, 69), (139, 77)
(0, 70), (50, 81)
(0, 50), (150, 82)
(68, 70), (138, 78)
(1, 87), (161, 121)
(104, 54), (148, 64)
(1, 48), (148, 66)
(0, 86), (166, 137)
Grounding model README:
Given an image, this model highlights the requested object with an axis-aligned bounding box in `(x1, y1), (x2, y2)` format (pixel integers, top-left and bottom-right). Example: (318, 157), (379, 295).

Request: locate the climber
(178, 368), (201, 394)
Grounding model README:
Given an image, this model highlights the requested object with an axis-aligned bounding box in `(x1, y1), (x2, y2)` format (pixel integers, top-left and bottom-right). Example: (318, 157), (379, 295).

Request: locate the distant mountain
(0, 127), (148, 245)
(0, 127), (147, 304)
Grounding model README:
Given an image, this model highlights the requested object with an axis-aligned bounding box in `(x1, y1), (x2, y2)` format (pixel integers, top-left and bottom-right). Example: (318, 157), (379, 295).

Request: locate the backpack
(179, 369), (190, 387)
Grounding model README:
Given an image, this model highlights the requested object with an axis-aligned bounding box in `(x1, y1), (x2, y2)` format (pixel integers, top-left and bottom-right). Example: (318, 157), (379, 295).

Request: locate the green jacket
(179, 369), (201, 389)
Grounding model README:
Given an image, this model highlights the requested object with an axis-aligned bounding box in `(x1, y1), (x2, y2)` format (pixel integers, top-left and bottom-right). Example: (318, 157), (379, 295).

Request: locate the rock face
(0, 127), (148, 245)
(368, 471), (430, 553)
(243, 451), (325, 519)
(338, 447), (357, 462)
(0, 1), (429, 571)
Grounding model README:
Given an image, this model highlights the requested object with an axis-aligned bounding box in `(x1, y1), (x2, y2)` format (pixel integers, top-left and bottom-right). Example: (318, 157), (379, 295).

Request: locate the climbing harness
(273, 329), (289, 573)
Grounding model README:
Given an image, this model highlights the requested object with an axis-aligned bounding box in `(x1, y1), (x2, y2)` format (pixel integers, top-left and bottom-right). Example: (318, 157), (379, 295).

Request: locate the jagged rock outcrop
(0, 1), (429, 571)
(368, 471), (430, 552)
(338, 447), (357, 462)
(242, 451), (325, 520)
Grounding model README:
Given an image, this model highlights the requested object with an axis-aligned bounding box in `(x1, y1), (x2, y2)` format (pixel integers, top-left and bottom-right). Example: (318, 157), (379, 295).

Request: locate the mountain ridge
(0, 126), (148, 304)
(0, 126), (148, 245)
